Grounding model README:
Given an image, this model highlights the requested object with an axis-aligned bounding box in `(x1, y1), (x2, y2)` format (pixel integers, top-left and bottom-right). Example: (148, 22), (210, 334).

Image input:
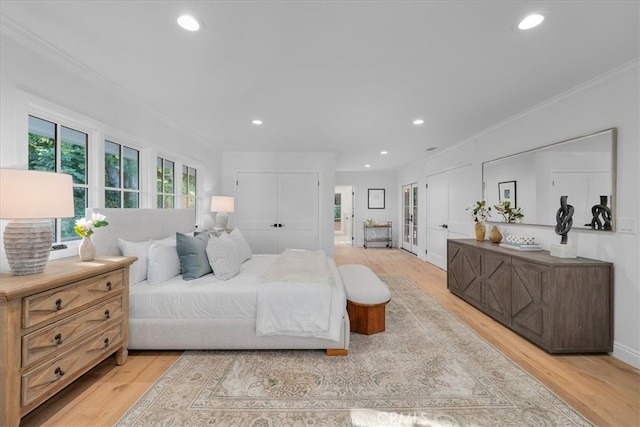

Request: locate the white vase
(79, 235), (96, 261)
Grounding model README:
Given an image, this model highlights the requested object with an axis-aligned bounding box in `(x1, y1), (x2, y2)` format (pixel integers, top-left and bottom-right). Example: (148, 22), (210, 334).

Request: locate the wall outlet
(618, 218), (637, 234)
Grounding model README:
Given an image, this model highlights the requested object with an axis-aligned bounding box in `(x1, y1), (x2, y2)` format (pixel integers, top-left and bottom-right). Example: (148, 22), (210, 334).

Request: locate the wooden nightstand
(0, 256), (136, 426)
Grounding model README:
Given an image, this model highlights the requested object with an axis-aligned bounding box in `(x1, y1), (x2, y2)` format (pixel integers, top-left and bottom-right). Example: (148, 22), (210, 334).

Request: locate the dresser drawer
(22, 270), (124, 329)
(22, 296), (124, 368)
(21, 322), (124, 407)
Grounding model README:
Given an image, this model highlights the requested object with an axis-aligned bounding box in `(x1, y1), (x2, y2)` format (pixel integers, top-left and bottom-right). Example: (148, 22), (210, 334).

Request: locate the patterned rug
(115, 275), (590, 426)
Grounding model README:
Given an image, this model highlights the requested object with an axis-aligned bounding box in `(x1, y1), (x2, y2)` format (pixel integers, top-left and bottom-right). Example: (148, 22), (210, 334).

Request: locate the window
(182, 165), (197, 208)
(157, 156), (175, 208)
(28, 115), (88, 241)
(105, 140), (140, 208)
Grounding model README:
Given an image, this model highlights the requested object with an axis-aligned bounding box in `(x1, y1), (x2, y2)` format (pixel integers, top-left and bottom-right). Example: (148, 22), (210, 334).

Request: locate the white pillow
(117, 238), (151, 285)
(206, 233), (243, 280)
(147, 236), (180, 285)
(229, 228), (252, 262)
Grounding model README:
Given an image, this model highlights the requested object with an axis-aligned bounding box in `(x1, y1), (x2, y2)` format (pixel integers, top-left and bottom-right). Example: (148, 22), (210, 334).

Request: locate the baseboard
(613, 341), (640, 369)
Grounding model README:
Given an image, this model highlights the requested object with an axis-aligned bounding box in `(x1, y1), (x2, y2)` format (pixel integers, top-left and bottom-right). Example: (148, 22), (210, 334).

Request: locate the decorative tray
(499, 242), (542, 251)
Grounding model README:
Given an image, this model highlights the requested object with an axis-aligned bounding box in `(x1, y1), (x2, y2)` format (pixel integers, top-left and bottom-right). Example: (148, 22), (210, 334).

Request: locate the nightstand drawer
(21, 321), (124, 407)
(22, 270), (124, 329)
(22, 295), (124, 368)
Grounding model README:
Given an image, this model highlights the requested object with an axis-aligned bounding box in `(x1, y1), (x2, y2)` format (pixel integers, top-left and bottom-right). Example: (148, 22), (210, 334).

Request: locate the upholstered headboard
(87, 208), (196, 256)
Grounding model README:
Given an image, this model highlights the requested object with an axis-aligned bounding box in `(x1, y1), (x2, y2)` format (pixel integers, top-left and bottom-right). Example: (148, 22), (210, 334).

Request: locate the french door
(402, 183), (419, 254)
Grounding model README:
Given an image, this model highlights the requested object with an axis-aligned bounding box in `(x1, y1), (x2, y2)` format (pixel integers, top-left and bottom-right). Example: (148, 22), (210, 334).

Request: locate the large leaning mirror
(482, 128), (617, 231)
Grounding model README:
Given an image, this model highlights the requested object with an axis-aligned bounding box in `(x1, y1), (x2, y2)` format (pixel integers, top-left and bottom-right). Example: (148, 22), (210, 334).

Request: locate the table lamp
(210, 196), (234, 231)
(0, 169), (74, 275)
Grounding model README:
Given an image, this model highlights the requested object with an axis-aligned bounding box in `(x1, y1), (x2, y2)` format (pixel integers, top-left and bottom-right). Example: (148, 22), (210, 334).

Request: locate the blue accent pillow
(176, 232), (212, 280)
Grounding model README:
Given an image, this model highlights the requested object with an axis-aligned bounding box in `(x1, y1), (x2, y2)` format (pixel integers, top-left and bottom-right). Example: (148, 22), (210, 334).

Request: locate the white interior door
(236, 172), (319, 254)
(426, 165), (474, 270)
(236, 172), (279, 254)
(277, 173), (319, 251)
(426, 173), (449, 269)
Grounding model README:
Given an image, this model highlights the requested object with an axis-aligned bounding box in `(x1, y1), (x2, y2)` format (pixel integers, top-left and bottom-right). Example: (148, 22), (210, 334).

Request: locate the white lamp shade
(210, 196), (235, 213)
(0, 169), (75, 219)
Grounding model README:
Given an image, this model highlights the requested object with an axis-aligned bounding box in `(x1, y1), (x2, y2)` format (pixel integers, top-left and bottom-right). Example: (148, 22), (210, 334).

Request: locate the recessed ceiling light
(380, 151), (388, 155)
(518, 14), (544, 30)
(413, 119), (424, 125)
(364, 164), (371, 168)
(177, 15), (202, 31)
(251, 119), (263, 125)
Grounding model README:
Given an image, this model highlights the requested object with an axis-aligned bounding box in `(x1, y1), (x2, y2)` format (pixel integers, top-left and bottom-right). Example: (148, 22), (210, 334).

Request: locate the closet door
(426, 165), (474, 270)
(277, 173), (319, 251)
(236, 172), (279, 253)
(236, 172), (319, 254)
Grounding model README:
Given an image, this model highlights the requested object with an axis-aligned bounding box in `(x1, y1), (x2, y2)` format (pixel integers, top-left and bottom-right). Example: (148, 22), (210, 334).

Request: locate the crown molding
(0, 14), (212, 148)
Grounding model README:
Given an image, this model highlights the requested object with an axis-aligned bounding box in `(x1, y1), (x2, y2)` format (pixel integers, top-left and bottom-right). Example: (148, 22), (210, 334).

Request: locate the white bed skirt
(129, 316), (350, 351)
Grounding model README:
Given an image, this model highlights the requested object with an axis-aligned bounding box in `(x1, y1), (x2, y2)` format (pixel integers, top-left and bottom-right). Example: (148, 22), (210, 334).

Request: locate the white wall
(221, 151), (337, 256)
(405, 63), (639, 367)
(335, 171), (398, 247)
(0, 29), (222, 270)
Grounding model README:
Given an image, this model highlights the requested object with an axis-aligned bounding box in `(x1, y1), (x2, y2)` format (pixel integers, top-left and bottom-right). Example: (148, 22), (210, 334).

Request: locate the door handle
(271, 223), (278, 228)
(440, 224), (448, 229)
(278, 223), (284, 228)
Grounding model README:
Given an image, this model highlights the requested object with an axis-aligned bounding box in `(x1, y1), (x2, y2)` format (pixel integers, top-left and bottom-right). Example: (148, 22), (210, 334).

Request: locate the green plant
(494, 201), (524, 223)
(466, 200), (491, 223)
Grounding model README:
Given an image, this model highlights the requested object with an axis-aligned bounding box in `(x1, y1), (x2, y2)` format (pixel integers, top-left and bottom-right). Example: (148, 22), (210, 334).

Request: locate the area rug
(115, 275), (591, 427)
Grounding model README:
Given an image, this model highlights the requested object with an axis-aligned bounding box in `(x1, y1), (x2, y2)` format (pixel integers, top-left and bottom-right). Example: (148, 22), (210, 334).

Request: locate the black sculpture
(590, 195), (612, 230)
(555, 195), (574, 244)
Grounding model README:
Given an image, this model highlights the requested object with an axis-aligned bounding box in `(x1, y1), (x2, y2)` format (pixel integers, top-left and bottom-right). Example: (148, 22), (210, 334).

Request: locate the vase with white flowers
(74, 212), (108, 261)
(466, 200), (491, 241)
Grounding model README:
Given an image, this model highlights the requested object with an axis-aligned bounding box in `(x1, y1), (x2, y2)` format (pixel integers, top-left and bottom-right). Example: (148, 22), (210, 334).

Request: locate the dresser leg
(115, 347), (128, 366)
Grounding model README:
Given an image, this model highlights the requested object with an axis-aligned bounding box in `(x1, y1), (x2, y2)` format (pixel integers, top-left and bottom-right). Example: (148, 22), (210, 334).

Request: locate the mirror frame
(482, 128), (617, 231)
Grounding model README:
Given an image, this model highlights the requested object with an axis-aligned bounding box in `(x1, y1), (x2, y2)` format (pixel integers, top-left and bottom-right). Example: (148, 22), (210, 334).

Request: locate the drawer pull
(104, 309), (111, 319)
(104, 337), (110, 348)
(55, 299), (63, 310)
(54, 333), (63, 345)
(106, 281), (112, 291)
(54, 367), (65, 378)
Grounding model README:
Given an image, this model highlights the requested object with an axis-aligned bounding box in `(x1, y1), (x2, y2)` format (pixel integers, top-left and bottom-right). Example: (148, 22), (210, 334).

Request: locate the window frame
(27, 114), (90, 242)
(104, 139), (141, 209)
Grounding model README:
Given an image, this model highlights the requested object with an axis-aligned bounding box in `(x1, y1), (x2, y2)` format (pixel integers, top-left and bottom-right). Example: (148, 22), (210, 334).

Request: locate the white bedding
(257, 249), (336, 338)
(129, 253), (346, 342)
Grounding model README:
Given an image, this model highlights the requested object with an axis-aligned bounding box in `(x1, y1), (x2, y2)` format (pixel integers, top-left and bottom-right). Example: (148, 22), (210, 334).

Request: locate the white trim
(613, 341), (640, 369)
(1, 15), (210, 145)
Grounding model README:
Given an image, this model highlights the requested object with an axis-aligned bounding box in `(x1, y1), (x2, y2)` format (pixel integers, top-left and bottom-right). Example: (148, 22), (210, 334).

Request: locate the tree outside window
(157, 157), (175, 208)
(28, 115), (88, 242)
(182, 165), (197, 209)
(105, 140), (139, 208)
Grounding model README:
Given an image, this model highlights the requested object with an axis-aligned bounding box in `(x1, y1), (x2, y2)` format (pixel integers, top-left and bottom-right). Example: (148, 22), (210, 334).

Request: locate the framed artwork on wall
(368, 188), (385, 209)
(498, 181), (517, 207)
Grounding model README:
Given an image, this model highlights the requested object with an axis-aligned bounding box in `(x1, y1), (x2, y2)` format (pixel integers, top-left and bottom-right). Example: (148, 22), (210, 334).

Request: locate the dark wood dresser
(447, 239), (612, 353)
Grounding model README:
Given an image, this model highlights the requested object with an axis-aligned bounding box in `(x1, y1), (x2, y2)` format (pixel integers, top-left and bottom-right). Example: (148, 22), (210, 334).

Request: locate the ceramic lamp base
(550, 243), (577, 258)
(3, 219), (53, 275)
(215, 212), (229, 230)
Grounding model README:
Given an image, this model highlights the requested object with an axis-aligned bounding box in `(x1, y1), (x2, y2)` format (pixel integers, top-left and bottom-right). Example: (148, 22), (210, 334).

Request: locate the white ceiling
(1, 1), (638, 171)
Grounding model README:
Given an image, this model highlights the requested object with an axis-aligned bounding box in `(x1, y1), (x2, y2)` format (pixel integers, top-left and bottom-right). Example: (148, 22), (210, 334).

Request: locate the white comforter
(129, 252), (346, 342)
(256, 249), (335, 338)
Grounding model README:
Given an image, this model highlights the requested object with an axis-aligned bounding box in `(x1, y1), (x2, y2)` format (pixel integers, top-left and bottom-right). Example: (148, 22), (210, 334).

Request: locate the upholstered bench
(339, 264), (391, 335)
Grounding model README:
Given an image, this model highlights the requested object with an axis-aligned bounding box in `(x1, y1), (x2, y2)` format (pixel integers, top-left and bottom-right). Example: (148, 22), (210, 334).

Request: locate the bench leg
(347, 299), (390, 335)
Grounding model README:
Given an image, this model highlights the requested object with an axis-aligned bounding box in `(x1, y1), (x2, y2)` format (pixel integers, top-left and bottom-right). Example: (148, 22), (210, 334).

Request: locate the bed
(87, 208), (350, 355)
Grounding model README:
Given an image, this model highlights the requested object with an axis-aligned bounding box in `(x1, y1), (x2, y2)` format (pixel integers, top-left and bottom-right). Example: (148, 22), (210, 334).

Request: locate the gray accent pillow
(176, 232), (212, 280)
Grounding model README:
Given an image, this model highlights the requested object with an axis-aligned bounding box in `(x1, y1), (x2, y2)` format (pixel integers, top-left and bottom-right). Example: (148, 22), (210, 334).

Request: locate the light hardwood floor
(21, 247), (639, 426)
